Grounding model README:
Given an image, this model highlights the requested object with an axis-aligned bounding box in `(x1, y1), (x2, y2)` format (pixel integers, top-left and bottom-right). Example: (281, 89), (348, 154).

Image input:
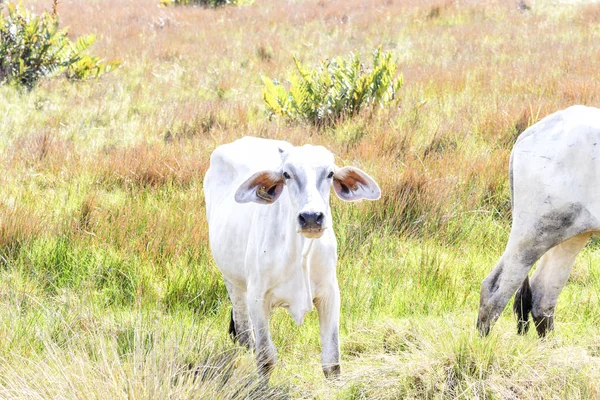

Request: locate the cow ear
(235, 171), (285, 204)
(333, 166), (381, 202)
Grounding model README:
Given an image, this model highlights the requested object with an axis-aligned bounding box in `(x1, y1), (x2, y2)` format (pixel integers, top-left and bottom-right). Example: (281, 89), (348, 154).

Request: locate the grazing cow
(203, 137), (380, 378)
(477, 105), (600, 337)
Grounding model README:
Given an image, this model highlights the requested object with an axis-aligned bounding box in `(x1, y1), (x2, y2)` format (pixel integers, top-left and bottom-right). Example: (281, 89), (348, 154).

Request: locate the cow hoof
(476, 316), (490, 337)
(237, 331), (254, 351)
(532, 314), (554, 338)
(323, 364), (341, 379)
(258, 361), (276, 379)
(257, 349), (277, 379)
(476, 319), (493, 337)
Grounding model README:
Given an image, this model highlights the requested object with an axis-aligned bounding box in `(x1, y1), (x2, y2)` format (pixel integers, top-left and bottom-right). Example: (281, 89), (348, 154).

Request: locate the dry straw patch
(97, 141), (207, 189)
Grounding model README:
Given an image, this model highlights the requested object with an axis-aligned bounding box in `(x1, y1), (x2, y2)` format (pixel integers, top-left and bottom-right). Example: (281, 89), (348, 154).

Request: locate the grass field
(1, 0), (600, 398)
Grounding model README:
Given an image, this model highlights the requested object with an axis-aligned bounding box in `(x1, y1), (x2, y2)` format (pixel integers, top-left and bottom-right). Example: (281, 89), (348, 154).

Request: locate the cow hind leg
(528, 233), (591, 337)
(477, 202), (595, 336)
(477, 251), (535, 336)
(477, 231), (557, 336)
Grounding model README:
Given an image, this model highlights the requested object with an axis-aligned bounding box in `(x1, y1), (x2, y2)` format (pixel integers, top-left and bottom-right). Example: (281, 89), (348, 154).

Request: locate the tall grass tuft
(0, 205), (43, 266)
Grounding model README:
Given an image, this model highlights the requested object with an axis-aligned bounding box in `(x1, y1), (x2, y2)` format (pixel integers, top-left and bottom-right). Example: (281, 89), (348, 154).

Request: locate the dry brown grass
(97, 140), (208, 189)
(0, 204), (44, 263)
(5, 131), (78, 174)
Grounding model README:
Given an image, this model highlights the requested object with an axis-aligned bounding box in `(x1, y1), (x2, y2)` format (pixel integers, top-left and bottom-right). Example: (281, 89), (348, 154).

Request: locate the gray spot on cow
(534, 203), (583, 233)
(519, 203), (591, 266)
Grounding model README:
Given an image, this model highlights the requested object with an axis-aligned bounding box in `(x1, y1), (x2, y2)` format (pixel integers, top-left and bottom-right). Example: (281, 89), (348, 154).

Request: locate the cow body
(477, 105), (600, 336)
(204, 136), (380, 377)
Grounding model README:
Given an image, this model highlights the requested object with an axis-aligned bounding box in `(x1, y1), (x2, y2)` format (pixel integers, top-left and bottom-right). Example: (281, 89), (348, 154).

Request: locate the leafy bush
(262, 47), (403, 127)
(0, 1), (120, 89)
(160, 0), (251, 7)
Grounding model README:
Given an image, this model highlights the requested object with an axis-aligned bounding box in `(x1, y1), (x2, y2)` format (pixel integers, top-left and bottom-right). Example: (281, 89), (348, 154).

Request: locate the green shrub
(262, 47), (403, 127)
(0, 1), (120, 90)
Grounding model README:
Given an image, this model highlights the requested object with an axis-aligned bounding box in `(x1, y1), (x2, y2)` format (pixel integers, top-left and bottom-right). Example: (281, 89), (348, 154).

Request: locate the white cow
(204, 136), (380, 378)
(477, 105), (600, 337)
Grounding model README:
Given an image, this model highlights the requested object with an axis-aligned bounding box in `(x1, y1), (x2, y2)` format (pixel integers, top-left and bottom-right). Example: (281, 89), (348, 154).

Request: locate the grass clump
(0, 1), (120, 89)
(0, 204), (43, 265)
(263, 46), (402, 127)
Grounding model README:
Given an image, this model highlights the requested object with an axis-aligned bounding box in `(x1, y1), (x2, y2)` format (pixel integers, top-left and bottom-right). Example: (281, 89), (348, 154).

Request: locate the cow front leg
(247, 289), (276, 378)
(224, 280), (254, 350)
(315, 282), (341, 378)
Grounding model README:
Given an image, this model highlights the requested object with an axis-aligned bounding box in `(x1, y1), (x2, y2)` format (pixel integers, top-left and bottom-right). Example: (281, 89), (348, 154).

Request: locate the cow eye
(283, 172), (291, 180)
(327, 171), (334, 179)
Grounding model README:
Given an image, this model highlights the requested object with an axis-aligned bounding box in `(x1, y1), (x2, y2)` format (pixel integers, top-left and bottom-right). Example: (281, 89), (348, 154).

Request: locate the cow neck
(279, 195), (319, 316)
(301, 238), (315, 312)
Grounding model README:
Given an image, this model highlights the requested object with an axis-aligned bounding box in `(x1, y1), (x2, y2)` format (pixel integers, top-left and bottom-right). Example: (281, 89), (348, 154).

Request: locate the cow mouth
(297, 227), (326, 239)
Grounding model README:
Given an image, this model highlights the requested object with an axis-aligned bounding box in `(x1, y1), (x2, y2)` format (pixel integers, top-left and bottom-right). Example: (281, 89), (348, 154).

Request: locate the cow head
(234, 145), (380, 239)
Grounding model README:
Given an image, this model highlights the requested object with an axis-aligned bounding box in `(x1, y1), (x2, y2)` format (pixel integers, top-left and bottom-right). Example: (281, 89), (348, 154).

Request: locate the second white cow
(204, 136), (380, 378)
(477, 105), (600, 337)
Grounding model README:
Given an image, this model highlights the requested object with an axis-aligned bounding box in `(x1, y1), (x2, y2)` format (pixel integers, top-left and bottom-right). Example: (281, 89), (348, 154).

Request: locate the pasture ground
(1, 0), (600, 398)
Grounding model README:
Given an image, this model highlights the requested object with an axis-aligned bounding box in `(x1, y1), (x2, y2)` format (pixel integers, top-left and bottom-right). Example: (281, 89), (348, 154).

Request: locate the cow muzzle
(297, 211), (325, 238)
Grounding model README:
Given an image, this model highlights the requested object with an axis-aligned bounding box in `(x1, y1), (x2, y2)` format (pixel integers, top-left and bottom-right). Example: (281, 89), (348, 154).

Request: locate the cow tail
(229, 309), (237, 341)
(513, 276), (532, 335)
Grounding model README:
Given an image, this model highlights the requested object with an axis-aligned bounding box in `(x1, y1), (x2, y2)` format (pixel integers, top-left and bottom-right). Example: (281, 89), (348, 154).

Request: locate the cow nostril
(298, 214), (307, 227)
(298, 212), (324, 230)
(316, 212), (324, 226)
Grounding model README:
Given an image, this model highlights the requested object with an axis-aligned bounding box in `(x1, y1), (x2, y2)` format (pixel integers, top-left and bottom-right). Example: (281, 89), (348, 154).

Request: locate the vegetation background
(1, 0), (600, 398)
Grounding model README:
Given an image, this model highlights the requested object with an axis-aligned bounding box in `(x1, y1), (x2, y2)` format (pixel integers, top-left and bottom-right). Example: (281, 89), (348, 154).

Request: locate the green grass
(1, 0), (600, 398)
